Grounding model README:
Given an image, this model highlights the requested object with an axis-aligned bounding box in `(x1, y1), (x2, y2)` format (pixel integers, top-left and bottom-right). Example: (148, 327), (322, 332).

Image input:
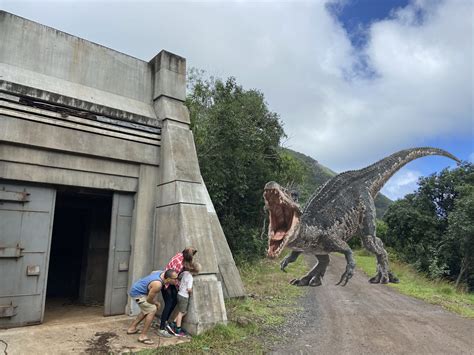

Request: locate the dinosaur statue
(263, 147), (460, 287)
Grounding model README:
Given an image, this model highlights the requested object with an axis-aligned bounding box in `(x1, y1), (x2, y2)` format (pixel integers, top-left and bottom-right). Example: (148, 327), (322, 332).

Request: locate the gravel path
(268, 254), (474, 355)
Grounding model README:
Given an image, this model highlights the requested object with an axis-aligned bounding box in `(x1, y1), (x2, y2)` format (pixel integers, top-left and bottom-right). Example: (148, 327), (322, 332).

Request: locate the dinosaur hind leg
(359, 197), (398, 284)
(290, 254), (330, 287)
(360, 234), (398, 284)
(281, 250), (302, 272)
(320, 238), (356, 286)
(309, 254), (330, 286)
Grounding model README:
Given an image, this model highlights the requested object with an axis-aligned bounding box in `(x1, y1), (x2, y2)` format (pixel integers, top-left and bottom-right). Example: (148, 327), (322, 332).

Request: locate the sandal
(138, 337), (154, 345)
(127, 329), (140, 334)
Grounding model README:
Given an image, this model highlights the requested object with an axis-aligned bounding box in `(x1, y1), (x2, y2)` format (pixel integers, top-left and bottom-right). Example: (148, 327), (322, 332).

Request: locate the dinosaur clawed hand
(335, 264), (354, 286)
(280, 258), (289, 272)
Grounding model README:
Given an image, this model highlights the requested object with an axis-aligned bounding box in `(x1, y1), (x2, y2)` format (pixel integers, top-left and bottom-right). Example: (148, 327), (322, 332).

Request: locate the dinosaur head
(263, 181), (301, 258)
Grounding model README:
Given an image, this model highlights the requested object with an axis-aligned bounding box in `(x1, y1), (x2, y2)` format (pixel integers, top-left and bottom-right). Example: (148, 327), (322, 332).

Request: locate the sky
(1, 0), (473, 200)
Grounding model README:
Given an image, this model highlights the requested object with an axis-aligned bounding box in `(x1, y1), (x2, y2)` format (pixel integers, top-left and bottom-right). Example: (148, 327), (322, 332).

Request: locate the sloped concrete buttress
(151, 51), (245, 334)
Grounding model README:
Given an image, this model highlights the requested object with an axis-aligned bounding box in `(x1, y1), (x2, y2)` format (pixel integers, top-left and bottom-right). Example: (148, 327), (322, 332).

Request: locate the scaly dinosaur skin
(264, 147), (460, 287)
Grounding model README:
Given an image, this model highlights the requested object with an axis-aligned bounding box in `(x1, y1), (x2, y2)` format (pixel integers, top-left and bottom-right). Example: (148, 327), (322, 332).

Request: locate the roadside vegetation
(354, 249), (474, 317)
(145, 254), (307, 354)
(380, 163), (473, 291)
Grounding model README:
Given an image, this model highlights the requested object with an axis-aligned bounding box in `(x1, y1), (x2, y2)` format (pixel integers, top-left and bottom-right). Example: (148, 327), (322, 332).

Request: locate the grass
(354, 249), (474, 318)
(142, 253), (307, 354)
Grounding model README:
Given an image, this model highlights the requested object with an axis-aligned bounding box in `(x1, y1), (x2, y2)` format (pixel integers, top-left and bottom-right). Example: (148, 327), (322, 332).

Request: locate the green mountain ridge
(284, 148), (393, 218)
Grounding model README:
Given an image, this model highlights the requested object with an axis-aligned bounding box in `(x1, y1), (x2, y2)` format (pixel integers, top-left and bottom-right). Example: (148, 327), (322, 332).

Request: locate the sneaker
(157, 329), (172, 338)
(165, 324), (176, 335)
(175, 329), (187, 337)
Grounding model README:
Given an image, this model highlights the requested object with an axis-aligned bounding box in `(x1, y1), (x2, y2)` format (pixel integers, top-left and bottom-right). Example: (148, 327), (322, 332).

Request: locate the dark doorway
(45, 188), (113, 319)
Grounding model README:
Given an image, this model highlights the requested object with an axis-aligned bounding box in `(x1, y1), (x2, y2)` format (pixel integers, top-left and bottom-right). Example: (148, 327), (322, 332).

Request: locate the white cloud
(284, 0), (473, 171)
(381, 169), (422, 200)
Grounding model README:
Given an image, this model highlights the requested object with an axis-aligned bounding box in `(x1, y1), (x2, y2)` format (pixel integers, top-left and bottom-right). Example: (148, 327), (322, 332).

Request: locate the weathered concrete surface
(184, 274), (228, 334)
(201, 180), (246, 298)
(126, 165), (159, 315)
(150, 51), (186, 101)
(154, 96), (190, 124)
(0, 11), (155, 118)
(0, 308), (189, 354)
(154, 204), (220, 275)
(157, 119), (203, 184)
(0, 114), (160, 165)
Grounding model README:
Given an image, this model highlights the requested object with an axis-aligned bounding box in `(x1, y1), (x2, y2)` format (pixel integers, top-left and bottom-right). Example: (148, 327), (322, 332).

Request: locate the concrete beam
(0, 115), (160, 165)
(153, 96), (190, 124)
(0, 160), (138, 192)
(0, 145), (140, 178)
(158, 119), (202, 184)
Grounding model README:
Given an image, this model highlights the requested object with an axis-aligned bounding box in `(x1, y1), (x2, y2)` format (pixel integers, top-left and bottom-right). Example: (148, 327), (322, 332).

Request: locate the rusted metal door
(0, 182), (56, 328)
(104, 193), (134, 316)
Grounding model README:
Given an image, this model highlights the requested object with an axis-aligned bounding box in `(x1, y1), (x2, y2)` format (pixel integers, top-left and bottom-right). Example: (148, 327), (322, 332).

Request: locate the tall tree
(186, 70), (289, 261)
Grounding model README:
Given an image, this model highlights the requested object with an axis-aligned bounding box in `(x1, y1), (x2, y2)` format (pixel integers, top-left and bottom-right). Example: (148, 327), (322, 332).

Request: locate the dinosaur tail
(361, 147), (460, 198)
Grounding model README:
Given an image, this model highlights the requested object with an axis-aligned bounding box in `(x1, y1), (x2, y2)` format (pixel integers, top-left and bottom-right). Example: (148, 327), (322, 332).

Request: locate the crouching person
(168, 262), (201, 337)
(127, 269), (178, 344)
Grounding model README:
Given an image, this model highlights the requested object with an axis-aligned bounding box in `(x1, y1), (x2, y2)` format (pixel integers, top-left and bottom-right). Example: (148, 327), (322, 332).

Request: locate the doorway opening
(44, 187), (113, 323)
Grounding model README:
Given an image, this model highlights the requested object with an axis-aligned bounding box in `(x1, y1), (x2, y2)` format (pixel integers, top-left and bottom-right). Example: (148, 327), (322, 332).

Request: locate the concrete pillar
(150, 50), (245, 334)
(126, 164), (159, 315)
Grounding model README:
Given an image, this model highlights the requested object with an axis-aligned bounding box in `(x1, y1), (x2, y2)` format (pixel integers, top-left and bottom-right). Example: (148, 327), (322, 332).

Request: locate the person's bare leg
(174, 312), (184, 327)
(138, 310), (157, 341)
(128, 312), (146, 333)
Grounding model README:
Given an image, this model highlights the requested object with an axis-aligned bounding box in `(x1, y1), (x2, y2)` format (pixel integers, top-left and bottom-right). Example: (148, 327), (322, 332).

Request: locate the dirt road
(270, 255), (474, 355)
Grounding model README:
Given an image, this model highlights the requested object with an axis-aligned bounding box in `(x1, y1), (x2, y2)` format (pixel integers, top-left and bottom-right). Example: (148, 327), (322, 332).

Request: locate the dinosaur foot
(368, 272), (389, 284)
(309, 275), (322, 287)
(388, 271), (400, 283)
(369, 273), (381, 284)
(289, 278), (310, 287)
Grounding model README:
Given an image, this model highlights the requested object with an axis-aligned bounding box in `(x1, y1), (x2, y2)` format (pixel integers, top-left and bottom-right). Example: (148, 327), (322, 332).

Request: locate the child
(166, 262), (201, 337)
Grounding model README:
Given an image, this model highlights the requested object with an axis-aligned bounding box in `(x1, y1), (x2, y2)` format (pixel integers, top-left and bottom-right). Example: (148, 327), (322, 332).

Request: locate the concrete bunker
(0, 11), (245, 334)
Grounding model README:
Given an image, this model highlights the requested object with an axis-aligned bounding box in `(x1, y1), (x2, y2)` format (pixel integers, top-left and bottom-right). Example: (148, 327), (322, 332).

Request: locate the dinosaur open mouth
(263, 182), (301, 258)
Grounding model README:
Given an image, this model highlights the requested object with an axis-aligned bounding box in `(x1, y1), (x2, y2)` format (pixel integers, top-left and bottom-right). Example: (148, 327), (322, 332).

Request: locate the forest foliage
(380, 163), (473, 290)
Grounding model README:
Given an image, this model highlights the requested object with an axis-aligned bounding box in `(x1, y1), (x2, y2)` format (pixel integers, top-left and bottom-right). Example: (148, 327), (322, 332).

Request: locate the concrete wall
(0, 11), (155, 118)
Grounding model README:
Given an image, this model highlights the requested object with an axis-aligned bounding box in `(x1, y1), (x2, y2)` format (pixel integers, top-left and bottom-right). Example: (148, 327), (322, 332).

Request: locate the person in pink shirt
(158, 246), (197, 336)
